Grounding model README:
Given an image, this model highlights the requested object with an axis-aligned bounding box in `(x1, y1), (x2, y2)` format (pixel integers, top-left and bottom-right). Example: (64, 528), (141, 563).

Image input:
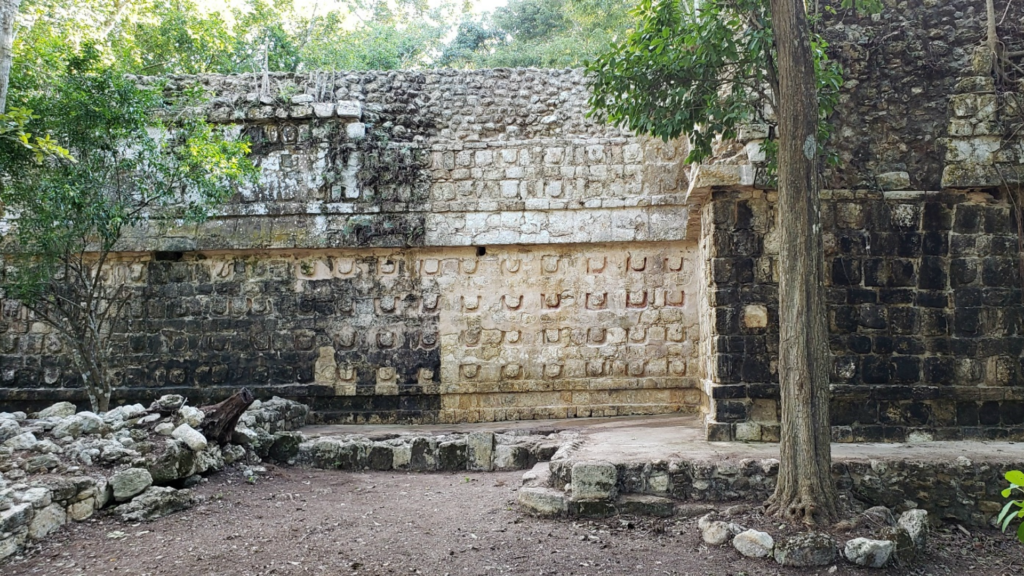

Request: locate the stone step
(521, 462), (552, 487)
(517, 486), (568, 516)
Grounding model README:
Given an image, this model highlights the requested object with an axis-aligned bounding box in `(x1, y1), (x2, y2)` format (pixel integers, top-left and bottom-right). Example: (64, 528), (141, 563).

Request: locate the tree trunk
(764, 0), (838, 525)
(0, 0), (21, 114)
(200, 388), (256, 445)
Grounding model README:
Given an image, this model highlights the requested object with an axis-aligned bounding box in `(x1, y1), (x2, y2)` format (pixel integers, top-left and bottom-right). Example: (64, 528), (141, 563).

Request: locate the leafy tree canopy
(585, 0), (879, 169)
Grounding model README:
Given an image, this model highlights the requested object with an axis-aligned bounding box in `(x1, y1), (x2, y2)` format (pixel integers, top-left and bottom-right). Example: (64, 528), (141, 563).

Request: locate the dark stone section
(0, 253), (444, 424)
(706, 189), (1024, 442)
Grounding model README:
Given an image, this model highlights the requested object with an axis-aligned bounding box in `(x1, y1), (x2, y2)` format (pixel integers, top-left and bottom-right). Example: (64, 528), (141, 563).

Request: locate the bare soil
(3, 466), (1021, 576)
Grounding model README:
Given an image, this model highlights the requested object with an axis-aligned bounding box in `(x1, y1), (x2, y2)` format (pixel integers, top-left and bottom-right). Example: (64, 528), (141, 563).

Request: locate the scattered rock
(155, 422), (175, 436)
(0, 419), (22, 443)
(862, 505), (896, 527)
(171, 424), (208, 452)
(34, 402), (77, 419)
(774, 532), (836, 567)
(150, 395), (185, 413)
(701, 521), (732, 545)
(114, 486), (195, 522)
(733, 529), (775, 558)
(898, 509), (929, 548)
(844, 537), (893, 568)
(4, 432), (39, 451)
(148, 439), (198, 484)
(178, 406), (205, 428)
(110, 468), (154, 502)
(51, 412), (105, 439)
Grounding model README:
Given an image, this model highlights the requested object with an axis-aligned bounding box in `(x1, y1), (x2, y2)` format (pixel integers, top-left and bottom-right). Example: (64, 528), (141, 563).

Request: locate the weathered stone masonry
(2, 0), (1023, 440)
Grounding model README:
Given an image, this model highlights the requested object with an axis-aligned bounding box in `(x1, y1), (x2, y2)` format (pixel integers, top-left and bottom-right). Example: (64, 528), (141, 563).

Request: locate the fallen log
(199, 388), (255, 445)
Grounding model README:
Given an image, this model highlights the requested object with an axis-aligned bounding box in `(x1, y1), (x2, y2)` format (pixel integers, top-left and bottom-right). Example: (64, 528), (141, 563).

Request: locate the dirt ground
(3, 466), (1021, 576)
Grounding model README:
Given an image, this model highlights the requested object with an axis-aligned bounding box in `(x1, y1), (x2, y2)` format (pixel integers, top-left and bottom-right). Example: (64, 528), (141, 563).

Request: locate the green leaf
(1018, 521), (1024, 544)
(998, 500), (1016, 524)
(1006, 470), (1024, 486)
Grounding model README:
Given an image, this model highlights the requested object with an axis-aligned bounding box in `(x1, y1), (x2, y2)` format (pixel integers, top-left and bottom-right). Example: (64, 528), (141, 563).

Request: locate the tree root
(765, 489), (835, 527)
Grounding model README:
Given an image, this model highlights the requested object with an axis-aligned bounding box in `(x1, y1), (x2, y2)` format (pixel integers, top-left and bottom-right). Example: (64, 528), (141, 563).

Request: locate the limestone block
(27, 503), (66, 540)
(875, 171), (910, 191)
(172, 424), (208, 452)
(111, 468), (154, 502)
(290, 94), (314, 104)
(774, 533), (836, 567)
(733, 529), (774, 558)
(844, 537), (892, 568)
(68, 498), (95, 521)
(336, 100), (362, 118)
(742, 305), (768, 329)
(18, 487), (51, 509)
(571, 461), (617, 501)
(346, 122), (366, 139)
(34, 402), (76, 419)
(312, 103), (335, 118)
(0, 503), (31, 533)
(518, 487), (567, 516)
(898, 509), (929, 548)
(467, 432), (494, 472)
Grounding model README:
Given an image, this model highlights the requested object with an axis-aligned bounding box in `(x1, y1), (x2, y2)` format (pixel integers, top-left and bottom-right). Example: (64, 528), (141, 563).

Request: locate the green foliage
(0, 52), (255, 411)
(999, 469), (1024, 543)
(442, 0), (635, 69)
(586, 0), (876, 173)
(0, 107), (72, 162)
(12, 0), (462, 77)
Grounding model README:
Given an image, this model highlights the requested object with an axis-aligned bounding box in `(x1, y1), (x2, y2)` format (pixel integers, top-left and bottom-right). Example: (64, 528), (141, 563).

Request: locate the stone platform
(302, 414), (1024, 528)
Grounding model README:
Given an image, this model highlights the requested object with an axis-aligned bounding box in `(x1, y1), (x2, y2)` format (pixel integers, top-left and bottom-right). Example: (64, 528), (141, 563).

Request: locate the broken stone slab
(733, 529), (774, 558)
(774, 532), (836, 567)
(616, 494), (675, 518)
(518, 486), (568, 516)
(571, 461), (617, 501)
(171, 424), (208, 452)
(115, 486), (195, 522)
(34, 402), (77, 419)
(844, 537), (893, 568)
(110, 468), (153, 502)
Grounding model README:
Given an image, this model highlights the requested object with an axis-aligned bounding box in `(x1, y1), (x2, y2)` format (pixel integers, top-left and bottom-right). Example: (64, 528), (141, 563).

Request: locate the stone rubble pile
(0, 395), (309, 561)
(1, 395), (574, 562)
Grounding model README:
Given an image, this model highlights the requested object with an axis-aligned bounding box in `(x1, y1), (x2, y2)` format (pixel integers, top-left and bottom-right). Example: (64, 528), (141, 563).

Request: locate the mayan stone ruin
(2, 0), (1024, 448)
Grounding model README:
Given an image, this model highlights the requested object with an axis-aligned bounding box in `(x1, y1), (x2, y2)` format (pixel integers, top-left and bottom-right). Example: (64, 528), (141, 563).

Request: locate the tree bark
(764, 0), (838, 525)
(0, 0), (21, 114)
(200, 388), (256, 445)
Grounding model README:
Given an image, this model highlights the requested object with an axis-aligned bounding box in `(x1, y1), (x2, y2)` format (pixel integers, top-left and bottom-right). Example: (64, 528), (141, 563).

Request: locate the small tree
(587, 0), (877, 525)
(0, 50), (255, 412)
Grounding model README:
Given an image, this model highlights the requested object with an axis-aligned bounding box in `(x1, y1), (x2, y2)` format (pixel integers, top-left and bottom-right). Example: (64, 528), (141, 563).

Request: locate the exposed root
(764, 489), (836, 527)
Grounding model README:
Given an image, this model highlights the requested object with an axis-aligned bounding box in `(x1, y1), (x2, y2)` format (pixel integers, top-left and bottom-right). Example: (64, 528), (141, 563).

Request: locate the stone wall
(3, 0), (1024, 437)
(0, 69), (703, 423)
(701, 189), (1024, 442)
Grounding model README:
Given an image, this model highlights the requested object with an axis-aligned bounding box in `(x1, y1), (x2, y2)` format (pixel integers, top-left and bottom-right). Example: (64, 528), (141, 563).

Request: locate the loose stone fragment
(171, 424), (208, 452)
(701, 521), (732, 545)
(844, 537), (893, 568)
(774, 532), (836, 567)
(898, 509), (929, 548)
(732, 529), (774, 558)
